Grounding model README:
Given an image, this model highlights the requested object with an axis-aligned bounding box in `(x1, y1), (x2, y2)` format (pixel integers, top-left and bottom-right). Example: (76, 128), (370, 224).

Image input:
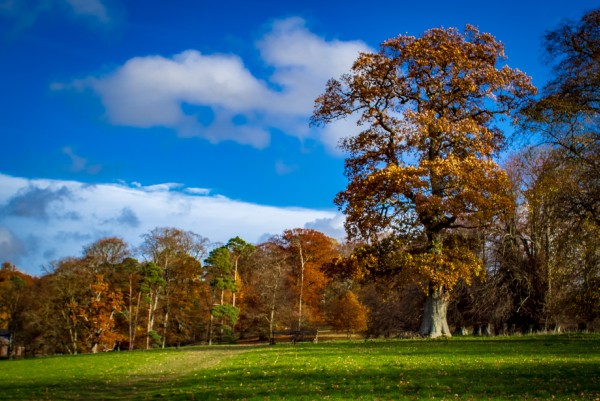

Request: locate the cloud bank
(0, 173), (345, 275)
(68, 17), (371, 152)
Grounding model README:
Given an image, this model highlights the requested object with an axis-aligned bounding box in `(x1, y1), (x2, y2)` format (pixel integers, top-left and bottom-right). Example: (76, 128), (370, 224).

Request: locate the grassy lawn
(1, 334), (599, 400)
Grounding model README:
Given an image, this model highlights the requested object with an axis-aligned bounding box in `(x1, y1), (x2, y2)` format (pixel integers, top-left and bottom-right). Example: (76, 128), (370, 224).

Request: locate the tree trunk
(146, 291), (158, 350)
(128, 276), (135, 351)
(268, 307), (275, 344)
(130, 291), (141, 350)
(208, 312), (214, 346)
(72, 327), (78, 355)
(129, 276), (133, 349)
(146, 299), (152, 350)
(63, 308), (79, 355)
(268, 267), (280, 344)
(161, 309), (169, 349)
(419, 287), (451, 338)
(7, 329), (14, 360)
(298, 246), (305, 330)
(219, 288), (224, 344)
(232, 258), (238, 308)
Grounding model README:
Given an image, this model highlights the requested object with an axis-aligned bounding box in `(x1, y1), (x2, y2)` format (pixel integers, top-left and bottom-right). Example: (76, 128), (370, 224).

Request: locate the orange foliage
(81, 275), (124, 352)
(312, 25), (536, 295)
(0, 262), (33, 331)
(326, 291), (369, 336)
(277, 229), (339, 328)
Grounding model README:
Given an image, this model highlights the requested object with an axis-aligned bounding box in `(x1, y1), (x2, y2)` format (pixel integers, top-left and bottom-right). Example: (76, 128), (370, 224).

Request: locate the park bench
(270, 329), (318, 344)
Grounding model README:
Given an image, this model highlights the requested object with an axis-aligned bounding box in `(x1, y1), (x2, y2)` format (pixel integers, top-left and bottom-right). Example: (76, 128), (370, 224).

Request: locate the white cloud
(0, 226), (25, 261)
(63, 146), (102, 174)
(305, 214), (346, 240)
(0, 173), (339, 275)
(86, 50), (273, 147)
(0, 0), (112, 32)
(185, 187), (211, 196)
(63, 17), (371, 151)
(275, 160), (299, 175)
(64, 0), (109, 23)
(257, 17), (370, 116)
(138, 182), (183, 193)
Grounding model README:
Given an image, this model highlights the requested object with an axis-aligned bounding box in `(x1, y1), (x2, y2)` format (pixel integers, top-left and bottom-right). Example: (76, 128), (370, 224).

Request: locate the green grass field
(1, 334), (599, 400)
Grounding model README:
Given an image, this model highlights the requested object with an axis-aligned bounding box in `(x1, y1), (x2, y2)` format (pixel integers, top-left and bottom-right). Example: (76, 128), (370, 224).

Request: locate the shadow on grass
(3, 359), (597, 400)
(180, 360), (598, 400)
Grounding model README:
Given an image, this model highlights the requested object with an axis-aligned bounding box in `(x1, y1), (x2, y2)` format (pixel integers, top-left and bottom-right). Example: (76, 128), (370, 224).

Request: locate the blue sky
(0, 0), (593, 274)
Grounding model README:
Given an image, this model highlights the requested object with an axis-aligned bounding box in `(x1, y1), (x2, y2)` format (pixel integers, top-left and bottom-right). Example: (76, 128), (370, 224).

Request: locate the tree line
(0, 228), (370, 356)
(1, 9), (599, 356)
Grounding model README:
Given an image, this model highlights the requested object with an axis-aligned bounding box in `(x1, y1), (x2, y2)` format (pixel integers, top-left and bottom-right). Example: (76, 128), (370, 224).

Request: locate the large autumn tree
(312, 26), (535, 337)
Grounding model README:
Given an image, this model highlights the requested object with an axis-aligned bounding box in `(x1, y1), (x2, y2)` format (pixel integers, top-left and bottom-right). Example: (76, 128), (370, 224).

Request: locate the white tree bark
(419, 287), (451, 338)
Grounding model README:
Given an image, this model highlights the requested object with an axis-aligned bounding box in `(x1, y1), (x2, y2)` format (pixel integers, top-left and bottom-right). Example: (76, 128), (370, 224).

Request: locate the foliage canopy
(313, 26), (535, 293)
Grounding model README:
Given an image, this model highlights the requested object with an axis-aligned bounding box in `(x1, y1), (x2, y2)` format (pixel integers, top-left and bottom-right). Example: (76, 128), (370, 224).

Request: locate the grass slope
(1, 334), (599, 400)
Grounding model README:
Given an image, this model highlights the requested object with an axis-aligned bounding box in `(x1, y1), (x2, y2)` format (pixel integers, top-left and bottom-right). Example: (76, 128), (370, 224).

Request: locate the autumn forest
(1, 9), (599, 357)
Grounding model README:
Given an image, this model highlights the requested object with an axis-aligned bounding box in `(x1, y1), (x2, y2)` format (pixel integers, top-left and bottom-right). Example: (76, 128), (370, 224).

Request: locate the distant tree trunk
(232, 257), (239, 308)
(130, 291), (141, 350)
(71, 327), (78, 355)
(161, 309), (169, 349)
(146, 291), (159, 350)
(128, 276), (138, 351)
(7, 330), (14, 360)
(208, 312), (214, 346)
(454, 326), (469, 336)
(129, 276), (134, 349)
(268, 279), (279, 343)
(161, 286), (171, 349)
(219, 288), (225, 343)
(231, 257), (239, 336)
(63, 308), (79, 355)
(297, 246), (305, 330)
(419, 286), (451, 338)
(146, 300), (152, 350)
(269, 307), (275, 342)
